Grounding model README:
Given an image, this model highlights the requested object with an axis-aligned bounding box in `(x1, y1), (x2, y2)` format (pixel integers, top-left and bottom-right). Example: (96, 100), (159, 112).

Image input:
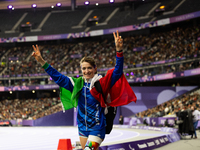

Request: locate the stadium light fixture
(109, 0), (115, 3)
(84, 1), (90, 5)
(96, 3), (99, 6)
(160, 5), (165, 9)
(51, 5), (54, 8)
(32, 4), (37, 8)
(56, 3), (62, 7)
(7, 5), (13, 9)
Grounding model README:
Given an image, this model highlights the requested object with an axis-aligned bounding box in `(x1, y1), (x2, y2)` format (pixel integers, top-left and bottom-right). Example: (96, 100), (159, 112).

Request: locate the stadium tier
(0, 0), (199, 37)
(0, 1), (200, 149)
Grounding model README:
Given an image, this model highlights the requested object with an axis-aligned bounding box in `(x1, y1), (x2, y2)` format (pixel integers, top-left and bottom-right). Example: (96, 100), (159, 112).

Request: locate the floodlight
(160, 5), (165, 9)
(7, 5), (13, 9)
(109, 0), (115, 3)
(32, 4), (37, 8)
(84, 1), (90, 5)
(56, 3), (62, 7)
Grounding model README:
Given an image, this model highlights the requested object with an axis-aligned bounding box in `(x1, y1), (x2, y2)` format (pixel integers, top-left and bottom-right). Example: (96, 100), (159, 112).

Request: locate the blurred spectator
(119, 115), (124, 125)
(191, 106), (200, 138)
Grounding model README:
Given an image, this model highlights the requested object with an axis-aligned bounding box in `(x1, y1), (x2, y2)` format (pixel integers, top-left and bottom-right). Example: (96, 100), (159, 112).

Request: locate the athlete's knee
(84, 135), (103, 150)
(84, 141), (99, 150)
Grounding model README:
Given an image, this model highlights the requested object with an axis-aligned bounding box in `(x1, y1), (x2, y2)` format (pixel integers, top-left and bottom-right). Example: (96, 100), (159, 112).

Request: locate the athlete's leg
(79, 129), (89, 149)
(79, 136), (88, 150)
(80, 127), (105, 150)
(84, 135), (103, 150)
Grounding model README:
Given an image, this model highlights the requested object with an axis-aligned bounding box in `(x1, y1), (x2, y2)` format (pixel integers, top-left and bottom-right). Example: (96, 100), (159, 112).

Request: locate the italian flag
(60, 69), (137, 111)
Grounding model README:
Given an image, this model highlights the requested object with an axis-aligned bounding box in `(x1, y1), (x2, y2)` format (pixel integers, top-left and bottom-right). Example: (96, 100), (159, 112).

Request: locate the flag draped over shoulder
(59, 77), (84, 110)
(90, 68), (137, 107)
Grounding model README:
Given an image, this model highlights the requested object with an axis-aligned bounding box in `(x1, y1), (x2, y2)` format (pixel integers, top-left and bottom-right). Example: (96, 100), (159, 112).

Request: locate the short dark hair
(80, 56), (96, 68)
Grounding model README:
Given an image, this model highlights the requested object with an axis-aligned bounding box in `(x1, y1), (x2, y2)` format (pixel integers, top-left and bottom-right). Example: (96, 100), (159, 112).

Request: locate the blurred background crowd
(1, 25), (200, 86)
(0, 97), (62, 120)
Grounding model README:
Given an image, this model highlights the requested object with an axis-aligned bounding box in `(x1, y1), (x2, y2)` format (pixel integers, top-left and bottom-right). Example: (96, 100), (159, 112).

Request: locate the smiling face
(81, 62), (97, 81)
(80, 57), (97, 81)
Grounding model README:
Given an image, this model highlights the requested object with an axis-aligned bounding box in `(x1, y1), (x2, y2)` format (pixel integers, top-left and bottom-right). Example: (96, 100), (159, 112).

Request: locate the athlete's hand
(32, 45), (46, 66)
(113, 30), (123, 52)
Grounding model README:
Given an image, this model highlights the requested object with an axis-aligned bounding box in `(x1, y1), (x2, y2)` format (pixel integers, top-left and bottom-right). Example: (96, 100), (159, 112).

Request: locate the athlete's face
(81, 62), (97, 81)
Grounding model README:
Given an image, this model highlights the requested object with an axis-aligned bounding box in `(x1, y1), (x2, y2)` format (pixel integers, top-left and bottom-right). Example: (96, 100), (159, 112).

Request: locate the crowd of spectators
(31, 103), (63, 120)
(136, 89), (200, 118)
(0, 97), (61, 120)
(0, 25), (200, 83)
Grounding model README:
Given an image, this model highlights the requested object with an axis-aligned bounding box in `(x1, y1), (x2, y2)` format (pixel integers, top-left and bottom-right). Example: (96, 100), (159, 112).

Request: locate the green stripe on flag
(59, 77), (85, 110)
(60, 87), (74, 110)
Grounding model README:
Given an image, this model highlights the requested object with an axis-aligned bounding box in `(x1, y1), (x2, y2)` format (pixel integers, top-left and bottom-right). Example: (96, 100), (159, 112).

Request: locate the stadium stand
(0, 0), (200, 123)
(1, 22), (200, 87)
(137, 88), (200, 118)
(0, 97), (61, 120)
(156, 0), (200, 20)
(0, 0), (198, 37)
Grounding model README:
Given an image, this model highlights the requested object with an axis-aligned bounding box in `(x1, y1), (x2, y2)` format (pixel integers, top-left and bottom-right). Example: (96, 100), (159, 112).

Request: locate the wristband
(42, 62), (49, 69)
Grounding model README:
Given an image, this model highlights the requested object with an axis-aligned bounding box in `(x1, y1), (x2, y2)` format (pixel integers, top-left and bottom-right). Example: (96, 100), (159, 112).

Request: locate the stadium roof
(0, 0), (129, 10)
